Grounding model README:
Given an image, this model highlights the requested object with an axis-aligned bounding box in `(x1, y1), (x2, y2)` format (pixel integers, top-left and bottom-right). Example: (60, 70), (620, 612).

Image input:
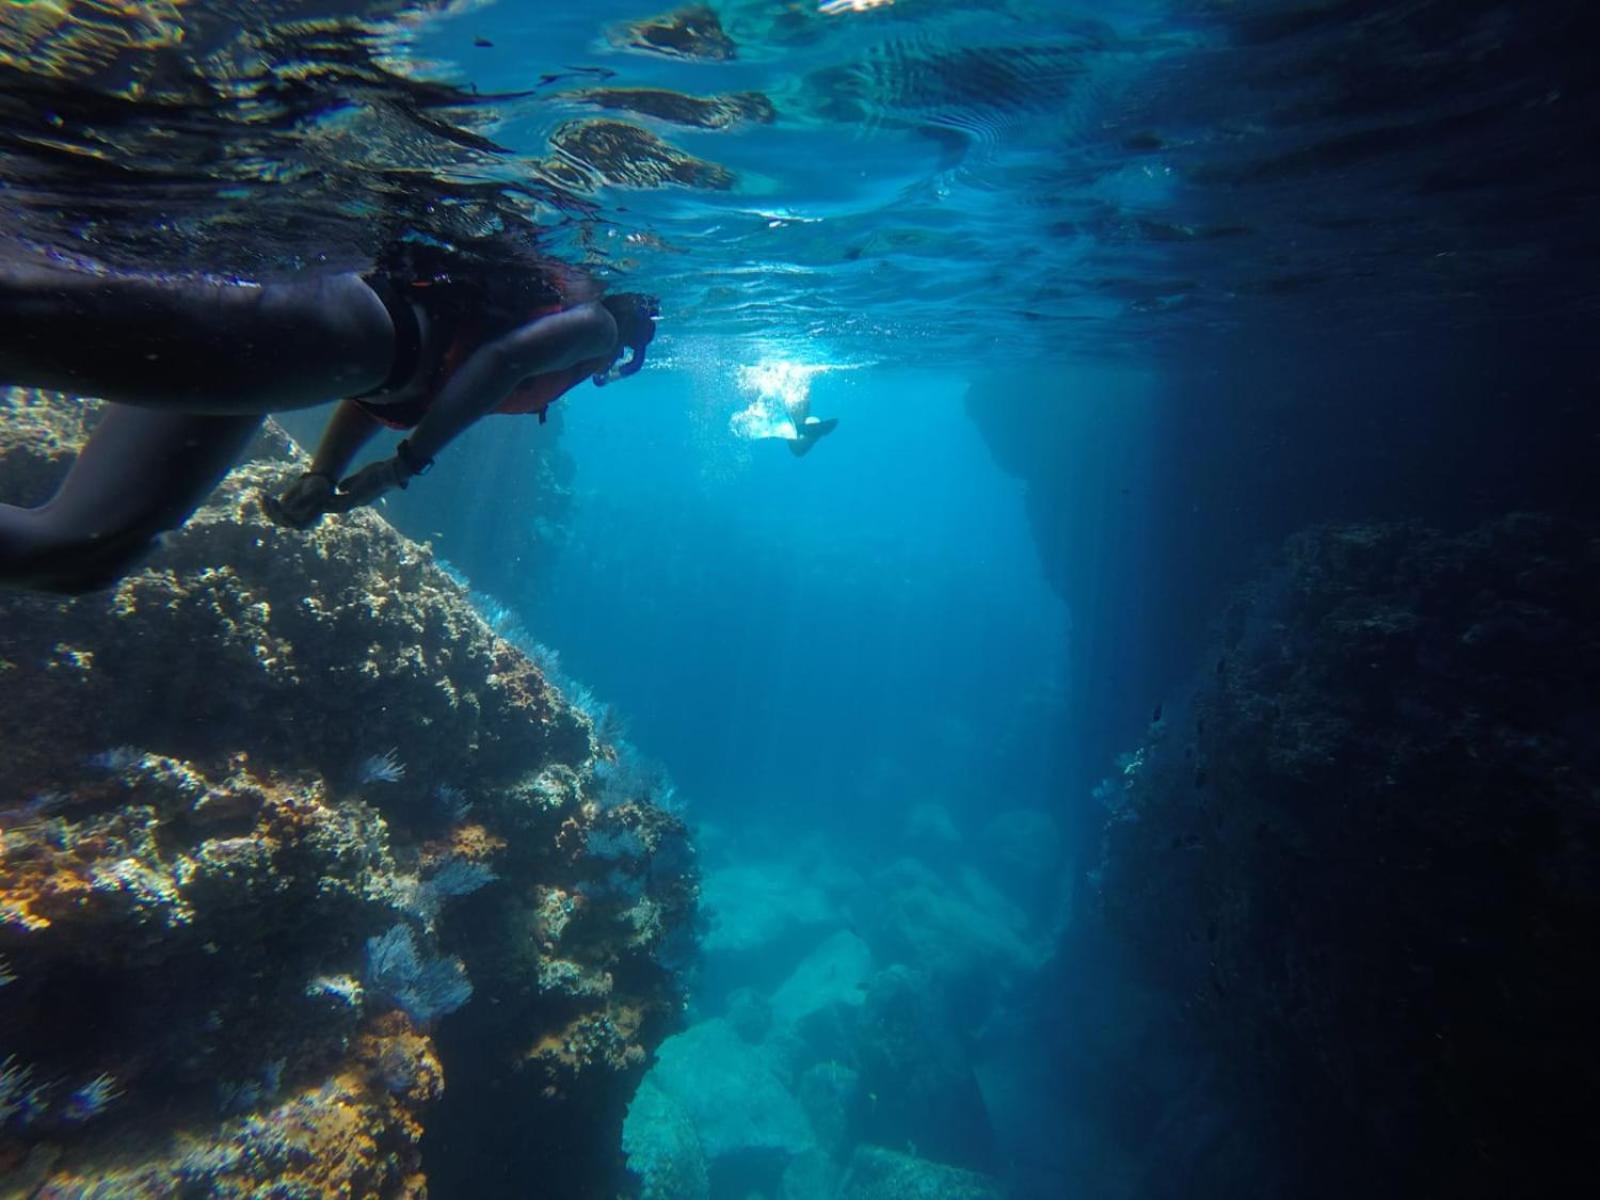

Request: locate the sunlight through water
(729, 359), (832, 440)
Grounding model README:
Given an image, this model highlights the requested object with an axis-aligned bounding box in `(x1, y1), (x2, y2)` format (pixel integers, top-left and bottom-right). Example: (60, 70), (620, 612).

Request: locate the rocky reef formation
(0, 389), (696, 1198)
(623, 810), (1062, 1200)
(966, 344), (1600, 842)
(1093, 516), (1600, 1199)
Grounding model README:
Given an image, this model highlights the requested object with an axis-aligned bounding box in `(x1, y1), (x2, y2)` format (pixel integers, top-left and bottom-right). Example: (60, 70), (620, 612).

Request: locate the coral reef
(0, 388), (696, 1197)
(1094, 516), (1600, 1198)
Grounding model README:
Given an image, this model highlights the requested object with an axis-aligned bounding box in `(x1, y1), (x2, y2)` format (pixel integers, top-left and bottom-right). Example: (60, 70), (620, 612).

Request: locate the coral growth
(0, 389), (697, 1196)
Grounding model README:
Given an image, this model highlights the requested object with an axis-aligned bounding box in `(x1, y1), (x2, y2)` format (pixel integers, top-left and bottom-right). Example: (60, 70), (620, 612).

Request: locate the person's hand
(330, 456), (411, 512)
(261, 472), (336, 529)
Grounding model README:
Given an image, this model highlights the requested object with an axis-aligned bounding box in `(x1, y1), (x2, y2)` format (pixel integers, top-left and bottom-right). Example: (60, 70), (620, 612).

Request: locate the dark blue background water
(526, 370), (1067, 832)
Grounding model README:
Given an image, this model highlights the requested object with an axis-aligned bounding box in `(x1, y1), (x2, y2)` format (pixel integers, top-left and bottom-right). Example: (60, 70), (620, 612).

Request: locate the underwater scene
(0, 2), (1596, 1198)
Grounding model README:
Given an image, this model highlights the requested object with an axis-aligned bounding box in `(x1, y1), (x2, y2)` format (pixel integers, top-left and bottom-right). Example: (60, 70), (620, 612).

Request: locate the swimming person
(781, 392), (838, 457)
(0, 241), (658, 592)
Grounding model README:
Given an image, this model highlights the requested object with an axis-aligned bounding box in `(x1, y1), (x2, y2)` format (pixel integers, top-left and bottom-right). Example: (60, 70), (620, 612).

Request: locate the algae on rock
(0, 388), (697, 1197)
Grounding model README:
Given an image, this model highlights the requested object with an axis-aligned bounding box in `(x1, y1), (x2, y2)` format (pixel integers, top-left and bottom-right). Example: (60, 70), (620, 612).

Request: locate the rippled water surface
(2, 1), (1596, 364)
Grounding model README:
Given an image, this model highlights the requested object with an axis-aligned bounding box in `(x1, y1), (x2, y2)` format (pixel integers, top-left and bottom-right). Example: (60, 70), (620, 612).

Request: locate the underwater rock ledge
(0, 388), (697, 1198)
(1093, 515), (1600, 1200)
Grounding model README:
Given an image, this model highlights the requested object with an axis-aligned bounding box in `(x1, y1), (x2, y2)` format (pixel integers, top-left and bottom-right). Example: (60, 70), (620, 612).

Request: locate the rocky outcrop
(1093, 516), (1600, 1199)
(624, 820), (1060, 1200)
(838, 1146), (1002, 1200)
(0, 388), (696, 1198)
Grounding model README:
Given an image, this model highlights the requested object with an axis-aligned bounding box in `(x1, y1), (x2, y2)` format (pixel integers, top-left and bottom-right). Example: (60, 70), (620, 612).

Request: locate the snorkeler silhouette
(0, 242), (658, 593)
(782, 393), (838, 458)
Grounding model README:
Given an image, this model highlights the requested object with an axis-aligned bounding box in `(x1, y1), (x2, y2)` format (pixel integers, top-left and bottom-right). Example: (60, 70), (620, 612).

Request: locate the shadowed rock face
(1094, 516), (1600, 1199)
(570, 87), (775, 130)
(0, 388), (697, 1198)
(549, 119), (736, 191)
(613, 5), (736, 62)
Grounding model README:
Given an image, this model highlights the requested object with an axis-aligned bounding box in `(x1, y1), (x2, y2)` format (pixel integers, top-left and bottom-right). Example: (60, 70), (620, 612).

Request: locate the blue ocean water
(2, 2), (1597, 1198)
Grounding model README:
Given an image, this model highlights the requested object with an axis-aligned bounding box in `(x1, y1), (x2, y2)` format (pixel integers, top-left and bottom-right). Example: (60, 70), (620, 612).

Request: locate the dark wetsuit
(0, 244), (614, 592)
(0, 259), (397, 592)
(0, 248), (545, 592)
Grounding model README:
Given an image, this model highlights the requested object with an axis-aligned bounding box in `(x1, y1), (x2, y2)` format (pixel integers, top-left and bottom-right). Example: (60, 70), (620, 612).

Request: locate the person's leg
(0, 404), (262, 593)
(0, 258), (395, 412)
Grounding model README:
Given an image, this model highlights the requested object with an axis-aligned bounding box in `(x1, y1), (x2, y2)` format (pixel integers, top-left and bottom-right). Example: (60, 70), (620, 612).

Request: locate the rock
(769, 930), (872, 1029)
(698, 859), (846, 1000)
(623, 1078), (711, 1200)
(838, 1145), (1003, 1200)
(853, 967), (1000, 1174)
(1096, 516), (1600, 1198)
(796, 1061), (858, 1156)
(865, 858), (1041, 994)
(781, 1147), (841, 1200)
(0, 389), (697, 1196)
(727, 985), (774, 1043)
(701, 864), (838, 957)
(642, 1018), (814, 1163)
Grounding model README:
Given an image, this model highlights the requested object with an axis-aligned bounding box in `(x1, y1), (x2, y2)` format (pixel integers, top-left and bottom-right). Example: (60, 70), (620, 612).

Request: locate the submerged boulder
(853, 966), (1000, 1175)
(697, 856), (853, 1001)
(625, 1015), (816, 1200)
(865, 857), (1043, 1003)
(838, 1145), (1003, 1200)
(636, 1017), (814, 1162)
(622, 1078), (711, 1200)
(770, 929), (872, 1029)
(0, 388), (697, 1197)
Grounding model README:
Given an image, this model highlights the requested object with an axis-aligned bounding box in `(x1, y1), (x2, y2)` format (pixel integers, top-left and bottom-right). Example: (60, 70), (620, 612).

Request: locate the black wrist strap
(395, 437), (434, 477)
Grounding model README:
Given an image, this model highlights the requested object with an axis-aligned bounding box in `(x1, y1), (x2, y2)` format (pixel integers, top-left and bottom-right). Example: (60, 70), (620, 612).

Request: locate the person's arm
(331, 304), (618, 510)
(404, 303), (616, 463)
(309, 400), (385, 478)
(262, 400), (386, 528)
